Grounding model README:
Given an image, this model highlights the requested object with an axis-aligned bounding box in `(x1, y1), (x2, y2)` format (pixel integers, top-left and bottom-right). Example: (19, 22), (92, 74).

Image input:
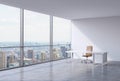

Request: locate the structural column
(20, 8), (24, 66)
(50, 16), (53, 61)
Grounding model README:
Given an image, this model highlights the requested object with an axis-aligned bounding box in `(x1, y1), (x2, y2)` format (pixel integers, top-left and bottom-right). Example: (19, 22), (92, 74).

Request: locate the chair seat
(83, 53), (92, 57)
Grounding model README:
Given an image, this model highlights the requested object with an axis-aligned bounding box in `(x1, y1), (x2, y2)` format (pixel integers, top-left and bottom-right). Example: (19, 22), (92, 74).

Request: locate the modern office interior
(0, 0), (120, 81)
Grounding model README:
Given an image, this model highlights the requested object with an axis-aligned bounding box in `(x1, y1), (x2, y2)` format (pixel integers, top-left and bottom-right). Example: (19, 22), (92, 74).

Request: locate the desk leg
(93, 54), (95, 64)
(70, 53), (73, 58)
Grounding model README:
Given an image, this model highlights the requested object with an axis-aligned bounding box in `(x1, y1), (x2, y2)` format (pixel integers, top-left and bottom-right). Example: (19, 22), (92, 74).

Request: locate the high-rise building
(40, 51), (47, 61)
(0, 51), (6, 69)
(60, 46), (67, 58)
(27, 50), (34, 59)
(53, 48), (60, 60)
(7, 51), (16, 68)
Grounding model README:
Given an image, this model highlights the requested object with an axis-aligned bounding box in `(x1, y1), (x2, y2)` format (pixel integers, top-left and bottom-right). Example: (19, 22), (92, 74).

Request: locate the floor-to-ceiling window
(24, 10), (50, 65)
(53, 16), (71, 60)
(0, 4), (20, 69)
(0, 4), (71, 70)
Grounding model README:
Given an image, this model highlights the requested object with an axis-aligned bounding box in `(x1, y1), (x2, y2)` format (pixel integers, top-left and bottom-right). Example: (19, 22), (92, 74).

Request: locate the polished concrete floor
(0, 59), (120, 81)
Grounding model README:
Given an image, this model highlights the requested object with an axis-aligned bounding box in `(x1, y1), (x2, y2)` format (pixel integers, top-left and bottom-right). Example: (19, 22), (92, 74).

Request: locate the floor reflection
(0, 59), (120, 81)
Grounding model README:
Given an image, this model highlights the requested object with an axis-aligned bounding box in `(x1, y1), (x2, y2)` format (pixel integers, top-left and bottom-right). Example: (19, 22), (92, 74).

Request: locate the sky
(0, 4), (71, 43)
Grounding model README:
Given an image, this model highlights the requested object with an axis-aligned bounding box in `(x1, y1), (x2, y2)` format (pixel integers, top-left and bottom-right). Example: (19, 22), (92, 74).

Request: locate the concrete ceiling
(0, 0), (120, 20)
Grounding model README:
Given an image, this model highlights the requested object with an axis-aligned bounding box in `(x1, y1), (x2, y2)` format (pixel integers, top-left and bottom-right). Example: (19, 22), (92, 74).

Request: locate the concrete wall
(71, 16), (120, 61)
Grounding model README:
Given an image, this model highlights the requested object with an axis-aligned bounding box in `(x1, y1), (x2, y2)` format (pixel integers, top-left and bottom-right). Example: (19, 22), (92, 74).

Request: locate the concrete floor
(0, 59), (120, 81)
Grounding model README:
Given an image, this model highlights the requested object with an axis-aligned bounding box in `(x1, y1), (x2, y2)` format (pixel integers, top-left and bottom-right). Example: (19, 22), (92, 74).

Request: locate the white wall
(71, 16), (120, 61)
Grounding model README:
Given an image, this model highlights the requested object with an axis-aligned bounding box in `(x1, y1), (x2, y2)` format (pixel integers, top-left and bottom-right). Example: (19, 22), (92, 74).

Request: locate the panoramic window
(0, 4), (71, 70)
(24, 10), (50, 65)
(53, 16), (71, 60)
(0, 4), (20, 69)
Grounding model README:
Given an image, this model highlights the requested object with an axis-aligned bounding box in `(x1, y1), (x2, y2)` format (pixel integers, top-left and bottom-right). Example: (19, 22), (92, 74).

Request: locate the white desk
(93, 52), (107, 65)
(65, 51), (108, 65)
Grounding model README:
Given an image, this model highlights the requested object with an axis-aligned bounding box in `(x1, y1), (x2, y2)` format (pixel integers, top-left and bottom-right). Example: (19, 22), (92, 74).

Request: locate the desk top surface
(92, 52), (107, 55)
(66, 50), (107, 54)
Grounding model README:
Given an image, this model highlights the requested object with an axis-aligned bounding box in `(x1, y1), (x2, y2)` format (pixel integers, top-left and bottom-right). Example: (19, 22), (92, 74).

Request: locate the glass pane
(24, 10), (50, 65)
(53, 17), (71, 60)
(0, 4), (20, 70)
(0, 4), (20, 47)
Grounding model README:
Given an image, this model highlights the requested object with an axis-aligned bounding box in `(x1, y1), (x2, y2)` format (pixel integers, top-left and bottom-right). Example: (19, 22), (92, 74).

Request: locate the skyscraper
(27, 50), (34, 59)
(0, 51), (6, 69)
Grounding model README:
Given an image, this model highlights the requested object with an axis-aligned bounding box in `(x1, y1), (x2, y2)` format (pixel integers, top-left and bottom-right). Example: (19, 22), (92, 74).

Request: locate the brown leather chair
(82, 46), (93, 63)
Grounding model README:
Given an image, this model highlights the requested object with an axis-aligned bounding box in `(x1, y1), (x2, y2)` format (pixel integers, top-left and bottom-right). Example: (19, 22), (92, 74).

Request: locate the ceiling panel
(0, 0), (120, 19)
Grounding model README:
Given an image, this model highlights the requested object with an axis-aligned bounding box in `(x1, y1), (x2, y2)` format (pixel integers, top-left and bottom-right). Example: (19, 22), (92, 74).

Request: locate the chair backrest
(84, 46), (93, 57)
(86, 46), (93, 52)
